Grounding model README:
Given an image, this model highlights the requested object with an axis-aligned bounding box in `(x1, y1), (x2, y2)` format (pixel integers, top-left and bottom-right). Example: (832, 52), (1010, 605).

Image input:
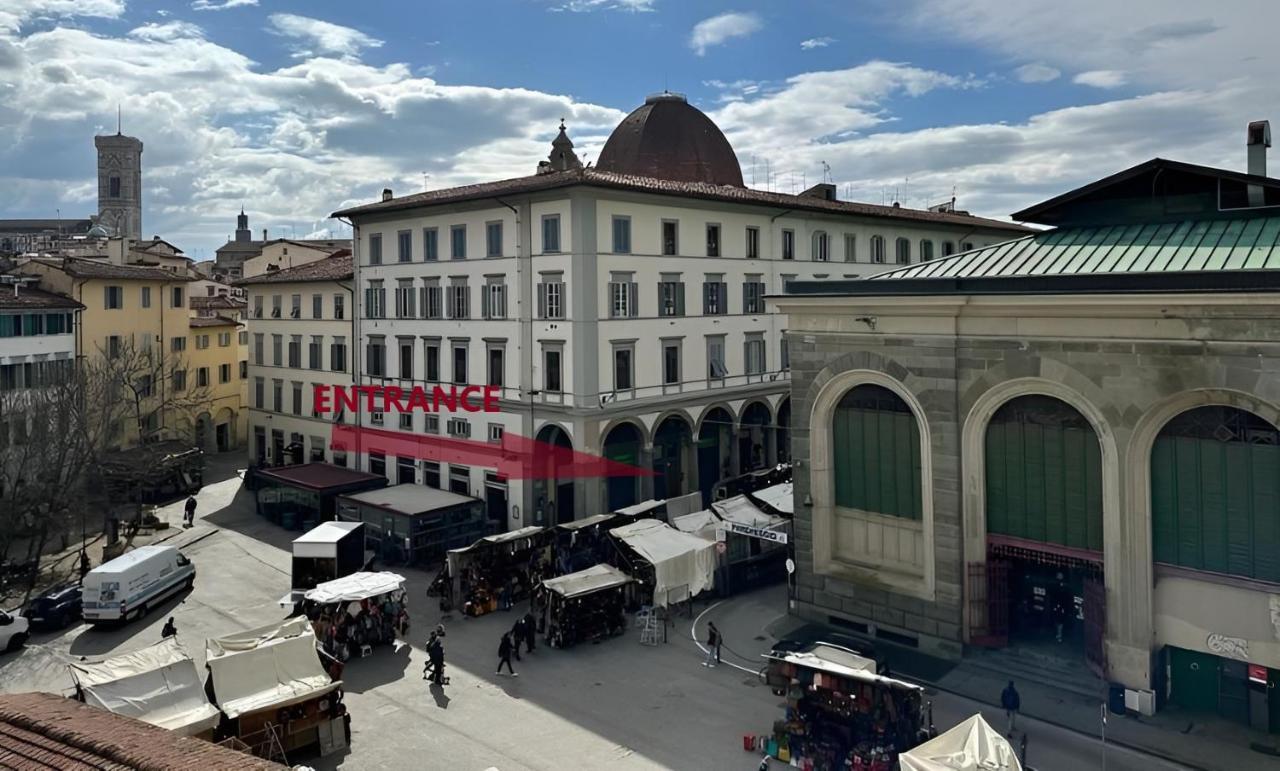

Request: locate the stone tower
(235, 208), (252, 243)
(95, 131), (144, 240)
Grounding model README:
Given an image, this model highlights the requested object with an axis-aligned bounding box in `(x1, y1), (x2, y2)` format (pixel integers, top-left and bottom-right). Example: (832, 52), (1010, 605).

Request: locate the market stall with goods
(609, 519), (717, 608)
(447, 526), (551, 617)
(612, 491), (702, 522)
(205, 616), (348, 758)
(758, 642), (930, 770)
(302, 572), (409, 666)
(899, 714), (1022, 771)
(540, 564), (634, 649)
(710, 494), (791, 594)
(68, 637), (221, 738)
(553, 514), (619, 575)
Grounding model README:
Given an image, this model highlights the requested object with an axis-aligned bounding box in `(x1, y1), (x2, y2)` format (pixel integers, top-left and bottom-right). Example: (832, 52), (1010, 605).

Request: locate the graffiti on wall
(1271, 595), (1280, 641)
(1206, 633), (1249, 661)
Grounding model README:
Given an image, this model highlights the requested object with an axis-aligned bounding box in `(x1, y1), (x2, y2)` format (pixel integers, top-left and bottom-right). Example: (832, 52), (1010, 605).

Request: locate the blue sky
(0, 0), (1273, 259)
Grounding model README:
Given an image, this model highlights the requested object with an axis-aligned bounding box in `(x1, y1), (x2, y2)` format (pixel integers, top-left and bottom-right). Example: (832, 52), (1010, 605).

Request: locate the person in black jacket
(521, 611), (537, 653)
(497, 632), (517, 676)
(1001, 680), (1021, 736)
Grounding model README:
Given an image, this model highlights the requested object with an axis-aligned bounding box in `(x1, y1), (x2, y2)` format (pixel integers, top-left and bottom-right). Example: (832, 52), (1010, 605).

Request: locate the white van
(0, 609), (29, 653)
(81, 544), (196, 624)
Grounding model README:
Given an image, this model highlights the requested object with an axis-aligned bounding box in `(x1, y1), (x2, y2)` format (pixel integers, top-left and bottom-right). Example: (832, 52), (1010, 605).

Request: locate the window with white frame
(447, 279), (469, 319)
(487, 345), (504, 387)
(702, 274), (727, 315)
(253, 295), (263, 318)
(365, 280), (386, 318)
(782, 229), (795, 260)
(538, 276), (565, 319)
(271, 294), (282, 318)
(290, 294), (301, 318)
(813, 231), (830, 261)
(543, 346), (562, 393)
(658, 274), (684, 317)
(173, 336), (187, 353)
(422, 278), (442, 319)
(706, 223), (721, 257)
(312, 293), (323, 319)
(486, 221), (503, 258)
(942, 241), (956, 257)
(895, 237), (911, 264)
(489, 423), (504, 443)
(309, 336), (322, 369)
(746, 226), (760, 259)
(334, 294), (345, 320)
(173, 369), (187, 392)
(195, 334), (209, 350)
(745, 334), (766, 375)
(367, 337), (386, 378)
(368, 233), (383, 265)
(542, 215), (560, 253)
(398, 230), (412, 262)
(450, 225), (466, 259)
(104, 286), (124, 309)
(662, 340), (681, 385)
(331, 336), (347, 372)
(611, 216), (631, 254)
(395, 279), (416, 318)
(483, 281), (507, 319)
(844, 234), (856, 262)
(423, 227), (438, 261)
(707, 335), (727, 380)
(662, 220), (678, 255)
(608, 276), (636, 318)
(920, 239), (934, 261)
(743, 277), (766, 314)
(612, 342), (634, 391)
(448, 417), (471, 438)
(870, 235), (886, 264)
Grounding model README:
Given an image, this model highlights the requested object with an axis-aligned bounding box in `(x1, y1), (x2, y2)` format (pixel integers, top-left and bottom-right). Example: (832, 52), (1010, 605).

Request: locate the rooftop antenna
(822, 161), (831, 184)
(117, 105), (121, 135)
(422, 172), (430, 191)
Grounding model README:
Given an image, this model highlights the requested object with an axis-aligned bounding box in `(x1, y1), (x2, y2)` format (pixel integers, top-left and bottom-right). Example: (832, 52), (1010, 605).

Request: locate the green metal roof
(870, 216), (1280, 281)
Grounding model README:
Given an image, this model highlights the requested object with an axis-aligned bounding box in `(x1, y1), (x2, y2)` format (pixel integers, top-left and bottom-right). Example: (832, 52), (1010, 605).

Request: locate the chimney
(1247, 120), (1271, 207)
(262, 228), (268, 241)
(381, 188), (393, 202)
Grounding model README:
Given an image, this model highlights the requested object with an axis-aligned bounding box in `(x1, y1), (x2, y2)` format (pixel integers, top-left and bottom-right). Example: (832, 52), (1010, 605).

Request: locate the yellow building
(184, 315), (248, 452)
(18, 258), (198, 447)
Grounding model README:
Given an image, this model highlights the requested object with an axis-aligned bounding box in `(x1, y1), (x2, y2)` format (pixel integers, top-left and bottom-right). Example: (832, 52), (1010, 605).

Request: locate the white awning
(69, 638), (221, 736)
(613, 499), (666, 517)
(482, 525), (545, 545)
(541, 564), (633, 599)
(712, 495), (784, 529)
(610, 520), (717, 606)
(670, 510), (720, 542)
(556, 514), (617, 532)
(765, 645), (923, 692)
(750, 482), (794, 515)
(206, 617), (339, 719)
(303, 571), (405, 604)
(899, 714), (1023, 771)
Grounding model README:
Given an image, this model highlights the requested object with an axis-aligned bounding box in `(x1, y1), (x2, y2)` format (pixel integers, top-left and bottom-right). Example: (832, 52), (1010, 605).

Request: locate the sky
(0, 0), (1275, 260)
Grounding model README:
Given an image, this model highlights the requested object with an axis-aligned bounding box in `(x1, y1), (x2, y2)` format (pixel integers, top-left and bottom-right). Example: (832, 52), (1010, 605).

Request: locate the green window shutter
(1024, 423), (1047, 543)
(1043, 428), (1067, 546)
(891, 411), (911, 518)
(1061, 427), (1087, 549)
(910, 418), (923, 519)
(1084, 429), (1104, 552)
(1005, 422), (1027, 539)
(1252, 444), (1280, 582)
(833, 412), (853, 507)
(863, 409), (882, 514)
(1151, 438), (1178, 564)
(986, 421), (1008, 536)
(1174, 437), (1204, 570)
(1224, 443), (1252, 578)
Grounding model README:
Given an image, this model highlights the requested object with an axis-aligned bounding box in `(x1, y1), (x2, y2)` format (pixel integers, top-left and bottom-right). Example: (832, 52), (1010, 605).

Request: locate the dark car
(23, 584), (83, 630)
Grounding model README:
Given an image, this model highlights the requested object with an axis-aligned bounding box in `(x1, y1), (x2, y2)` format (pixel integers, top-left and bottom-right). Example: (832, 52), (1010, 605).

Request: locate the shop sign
(1249, 664), (1268, 685)
(725, 521), (788, 545)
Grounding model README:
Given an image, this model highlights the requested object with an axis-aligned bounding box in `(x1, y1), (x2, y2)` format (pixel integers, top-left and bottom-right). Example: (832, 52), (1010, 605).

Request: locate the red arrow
(329, 424), (652, 481)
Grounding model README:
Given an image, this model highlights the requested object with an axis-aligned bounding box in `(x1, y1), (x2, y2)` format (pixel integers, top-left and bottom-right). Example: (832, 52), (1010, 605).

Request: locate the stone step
(963, 652), (1106, 701)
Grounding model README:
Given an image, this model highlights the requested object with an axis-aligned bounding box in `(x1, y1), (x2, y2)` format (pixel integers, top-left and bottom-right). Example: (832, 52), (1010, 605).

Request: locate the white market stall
(541, 564), (634, 648)
(446, 525), (551, 617)
(304, 571), (406, 604)
(899, 714), (1022, 771)
(205, 616), (347, 757)
(750, 481), (795, 516)
(609, 519), (717, 607)
(68, 637), (221, 738)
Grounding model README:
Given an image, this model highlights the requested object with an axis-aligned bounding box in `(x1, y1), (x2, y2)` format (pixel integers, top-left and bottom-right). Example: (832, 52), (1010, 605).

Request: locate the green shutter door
(1169, 647), (1220, 713)
(832, 406), (921, 519)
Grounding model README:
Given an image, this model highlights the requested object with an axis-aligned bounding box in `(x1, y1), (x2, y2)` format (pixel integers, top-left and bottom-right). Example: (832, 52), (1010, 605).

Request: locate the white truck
(81, 544), (196, 624)
(0, 609), (29, 653)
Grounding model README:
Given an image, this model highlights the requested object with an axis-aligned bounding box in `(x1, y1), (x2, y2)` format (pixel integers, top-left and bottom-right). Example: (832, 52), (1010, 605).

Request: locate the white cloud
(129, 22), (206, 42)
(191, 0), (258, 11)
(550, 0), (654, 11)
(689, 11), (762, 56)
(1074, 69), (1126, 88)
(0, 0), (123, 33)
(1014, 62), (1060, 83)
(800, 37), (834, 50)
(267, 13), (384, 59)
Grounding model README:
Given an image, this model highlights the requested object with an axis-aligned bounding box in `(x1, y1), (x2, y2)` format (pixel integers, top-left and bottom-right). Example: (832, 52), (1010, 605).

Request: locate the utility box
(1125, 688), (1156, 716)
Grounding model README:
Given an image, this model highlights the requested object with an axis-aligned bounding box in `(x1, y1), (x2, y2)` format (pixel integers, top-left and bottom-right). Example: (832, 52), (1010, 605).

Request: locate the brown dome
(596, 93), (744, 188)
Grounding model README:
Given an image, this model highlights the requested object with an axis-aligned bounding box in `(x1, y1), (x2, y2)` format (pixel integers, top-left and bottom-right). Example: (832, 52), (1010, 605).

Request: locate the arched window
(986, 395), (1103, 551)
(942, 241), (956, 257)
(919, 240), (934, 262)
(833, 384), (921, 519)
(869, 235), (886, 264)
(962, 241), (976, 252)
(895, 237), (911, 264)
(1152, 406), (1280, 581)
(812, 231), (829, 262)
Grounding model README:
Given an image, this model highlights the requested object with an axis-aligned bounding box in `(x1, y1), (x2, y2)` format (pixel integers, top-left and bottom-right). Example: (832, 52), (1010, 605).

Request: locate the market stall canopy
(665, 491), (703, 518)
(68, 638), (220, 736)
(293, 521), (362, 559)
(556, 513), (617, 532)
(765, 643), (923, 692)
(206, 617), (339, 719)
(447, 525), (548, 575)
(613, 499), (666, 517)
(341, 483), (478, 514)
(670, 510), (720, 542)
(712, 495), (786, 530)
(541, 564), (633, 599)
(750, 482), (794, 516)
(899, 714), (1022, 771)
(304, 571), (406, 604)
(609, 520), (717, 606)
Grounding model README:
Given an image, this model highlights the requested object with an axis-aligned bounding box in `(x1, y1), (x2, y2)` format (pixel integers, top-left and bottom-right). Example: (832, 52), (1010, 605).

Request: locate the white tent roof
(304, 571), (405, 604)
(206, 617), (339, 719)
(610, 520), (717, 606)
(750, 482), (794, 515)
(556, 513), (617, 532)
(293, 520), (361, 546)
(541, 564), (633, 598)
(614, 499), (666, 517)
(899, 714), (1023, 771)
(69, 638), (220, 736)
(712, 495), (784, 529)
(671, 510), (720, 541)
(482, 525), (545, 545)
(766, 645), (924, 692)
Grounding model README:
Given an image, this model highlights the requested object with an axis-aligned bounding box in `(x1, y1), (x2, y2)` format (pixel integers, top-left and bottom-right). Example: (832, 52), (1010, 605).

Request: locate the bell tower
(95, 123), (144, 240)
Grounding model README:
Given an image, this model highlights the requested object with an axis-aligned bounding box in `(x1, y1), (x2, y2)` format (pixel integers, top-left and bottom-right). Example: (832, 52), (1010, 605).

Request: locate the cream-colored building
(182, 315), (248, 452)
(242, 240), (342, 279)
(238, 253), (354, 465)
(335, 97), (1030, 529)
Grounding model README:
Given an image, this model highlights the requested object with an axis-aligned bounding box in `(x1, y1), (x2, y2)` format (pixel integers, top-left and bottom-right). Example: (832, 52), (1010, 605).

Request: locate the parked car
(81, 545), (196, 624)
(23, 584), (83, 630)
(0, 609), (29, 653)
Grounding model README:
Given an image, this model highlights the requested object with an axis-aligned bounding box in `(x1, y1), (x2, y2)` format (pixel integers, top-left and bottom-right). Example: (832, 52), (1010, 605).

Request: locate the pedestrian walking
(423, 631), (438, 680)
(183, 496), (197, 528)
(510, 617), (524, 661)
(702, 622), (719, 667)
(497, 632), (517, 676)
(161, 617), (177, 639)
(78, 550), (91, 584)
(1001, 680), (1021, 736)
(714, 624), (723, 664)
(522, 611), (537, 653)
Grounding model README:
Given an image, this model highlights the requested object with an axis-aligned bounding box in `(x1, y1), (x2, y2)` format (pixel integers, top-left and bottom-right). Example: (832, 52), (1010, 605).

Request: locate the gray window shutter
(557, 282), (567, 318)
(676, 284), (686, 316)
(656, 282), (663, 315)
(719, 282), (728, 314)
(629, 283), (638, 317)
(537, 283), (547, 319)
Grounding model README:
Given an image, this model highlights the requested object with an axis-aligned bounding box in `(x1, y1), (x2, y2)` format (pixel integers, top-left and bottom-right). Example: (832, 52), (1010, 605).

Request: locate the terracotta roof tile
(188, 315), (240, 328)
(31, 258), (195, 282)
(333, 169), (1032, 233)
(0, 283), (83, 310)
(235, 252), (353, 286)
(0, 693), (286, 771)
(190, 295), (246, 310)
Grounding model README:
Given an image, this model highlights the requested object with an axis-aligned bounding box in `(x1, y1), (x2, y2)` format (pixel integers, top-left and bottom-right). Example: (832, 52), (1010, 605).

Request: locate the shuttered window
(985, 396), (1103, 552)
(1151, 407), (1280, 582)
(832, 385), (922, 519)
